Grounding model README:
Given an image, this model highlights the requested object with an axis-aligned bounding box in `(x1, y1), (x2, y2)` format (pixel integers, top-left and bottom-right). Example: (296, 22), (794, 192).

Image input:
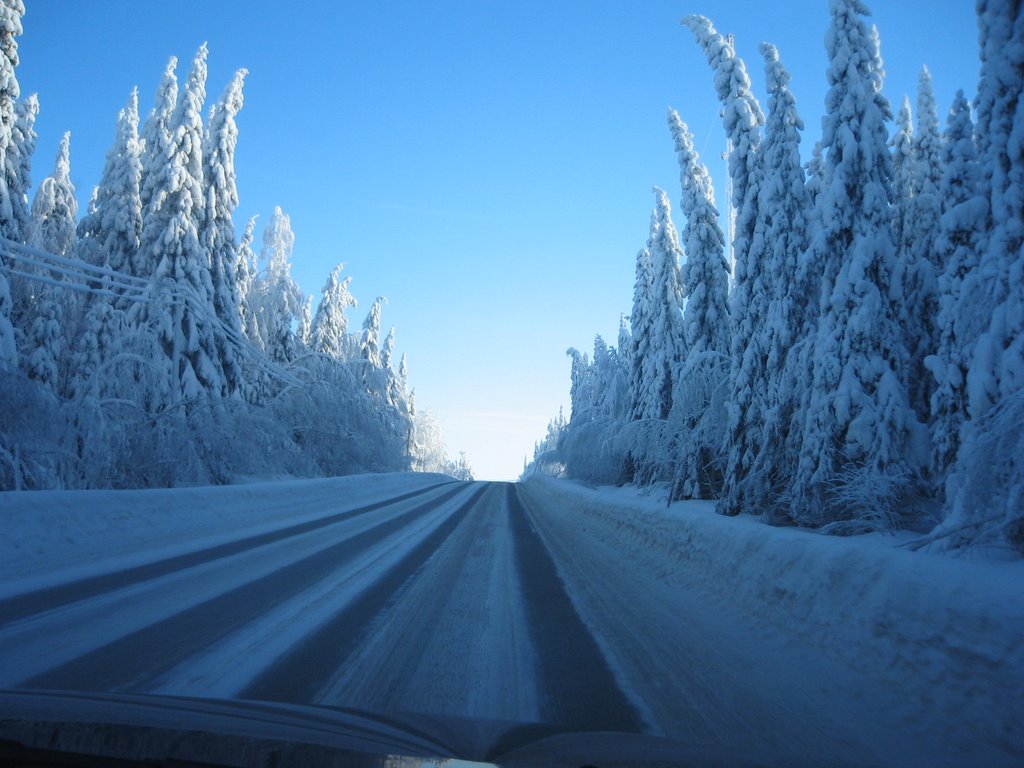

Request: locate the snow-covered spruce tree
(936, 0), (1024, 553)
(129, 44), (226, 405)
(296, 295), (312, 352)
(628, 235), (656, 422)
(251, 206), (303, 365)
(966, 0), (1024, 422)
(5, 92), (36, 244)
(669, 115), (730, 501)
(202, 68), (248, 397)
(360, 296), (385, 369)
(681, 14), (764, 270)
(0, 0), (24, 369)
(0, 0), (22, 238)
(926, 90), (984, 484)
(22, 132), (77, 392)
(311, 262), (357, 360)
(735, 44), (812, 520)
(679, 20), (767, 513)
(71, 89), (143, 399)
(648, 186), (686, 421)
(77, 89), (142, 276)
(235, 214), (260, 345)
(790, 0), (913, 530)
(29, 131), (76, 256)
(625, 194), (683, 486)
(904, 68), (945, 423)
(381, 326), (395, 371)
(890, 96), (915, 300)
(138, 55), (177, 225)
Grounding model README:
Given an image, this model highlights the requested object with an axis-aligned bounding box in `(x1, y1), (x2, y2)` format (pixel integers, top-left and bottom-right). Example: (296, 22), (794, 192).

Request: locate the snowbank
(0, 473), (453, 593)
(521, 475), (1024, 758)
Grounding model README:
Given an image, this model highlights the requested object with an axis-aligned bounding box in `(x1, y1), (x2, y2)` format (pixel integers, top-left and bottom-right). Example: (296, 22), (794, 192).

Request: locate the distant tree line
(527, 0), (1023, 554)
(0, 1), (471, 489)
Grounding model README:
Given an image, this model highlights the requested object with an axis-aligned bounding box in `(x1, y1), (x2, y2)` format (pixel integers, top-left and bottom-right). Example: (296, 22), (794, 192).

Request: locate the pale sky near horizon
(18, 1), (979, 480)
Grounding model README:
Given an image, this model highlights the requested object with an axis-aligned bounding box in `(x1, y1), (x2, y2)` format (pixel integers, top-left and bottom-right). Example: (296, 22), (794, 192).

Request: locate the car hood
(0, 688), (808, 767)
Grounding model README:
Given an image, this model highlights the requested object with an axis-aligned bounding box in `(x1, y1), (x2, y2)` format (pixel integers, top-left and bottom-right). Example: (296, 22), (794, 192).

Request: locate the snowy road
(2, 475), (1020, 767)
(0, 479), (641, 738)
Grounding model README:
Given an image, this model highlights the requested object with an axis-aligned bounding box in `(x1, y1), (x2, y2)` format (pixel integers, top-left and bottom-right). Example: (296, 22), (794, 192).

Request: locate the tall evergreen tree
(647, 186), (686, 420)
(72, 90), (142, 399)
(252, 206), (303, 363)
(629, 233), (656, 421)
(934, 0), (1024, 552)
(731, 44), (811, 517)
(904, 67), (945, 421)
(139, 56), (177, 220)
(202, 68), (248, 396)
(29, 131), (76, 256)
(671, 114), (730, 500)
(311, 262), (356, 360)
(129, 44), (225, 404)
(361, 296), (385, 368)
(77, 89), (142, 276)
(791, 0), (912, 527)
(927, 90), (984, 483)
(0, 0), (24, 368)
(5, 91), (36, 243)
(672, 115), (729, 361)
(23, 132), (77, 391)
(890, 96), (915, 269)
(235, 214), (260, 345)
(966, 0), (1024, 420)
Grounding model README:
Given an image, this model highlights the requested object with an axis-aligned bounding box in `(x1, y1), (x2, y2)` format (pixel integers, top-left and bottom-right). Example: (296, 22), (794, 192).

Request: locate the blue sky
(18, 1), (980, 480)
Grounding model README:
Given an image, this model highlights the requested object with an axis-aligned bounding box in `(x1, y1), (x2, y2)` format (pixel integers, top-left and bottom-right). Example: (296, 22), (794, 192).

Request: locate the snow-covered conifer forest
(527, 0), (1024, 555)
(0, 0), (471, 489)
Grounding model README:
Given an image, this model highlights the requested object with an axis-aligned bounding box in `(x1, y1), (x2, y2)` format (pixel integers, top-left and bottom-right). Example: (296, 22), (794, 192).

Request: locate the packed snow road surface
(1, 473), (1021, 767)
(0, 476), (639, 739)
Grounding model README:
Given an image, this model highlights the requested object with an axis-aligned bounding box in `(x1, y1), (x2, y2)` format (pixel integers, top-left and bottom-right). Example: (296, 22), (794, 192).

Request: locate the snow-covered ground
(1, 473), (1021, 766)
(520, 475), (1024, 767)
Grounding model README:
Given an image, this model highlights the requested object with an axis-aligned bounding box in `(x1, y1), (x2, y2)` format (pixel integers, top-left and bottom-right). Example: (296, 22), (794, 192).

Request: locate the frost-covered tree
(202, 68), (248, 396)
(29, 131), (77, 256)
(139, 55), (177, 220)
(311, 262), (356, 360)
(235, 215), (260, 345)
(629, 236), (656, 421)
(791, 0), (912, 528)
(129, 44), (225, 404)
(966, 0), (1024, 421)
(20, 132), (77, 392)
(934, 0), (1024, 552)
(5, 92), (36, 243)
(0, 0), (23, 239)
(77, 89), (142, 276)
(296, 295), (312, 351)
(725, 44), (810, 517)
(0, 0), (24, 369)
(670, 115), (730, 500)
(681, 14), (764, 273)
(251, 206), (303, 364)
(71, 89), (143, 399)
(903, 68), (945, 421)
(381, 326), (396, 371)
(890, 96), (915, 265)
(647, 186), (686, 420)
(673, 117), (729, 362)
(927, 90), (984, 483)
(360, 296), (385, 368)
